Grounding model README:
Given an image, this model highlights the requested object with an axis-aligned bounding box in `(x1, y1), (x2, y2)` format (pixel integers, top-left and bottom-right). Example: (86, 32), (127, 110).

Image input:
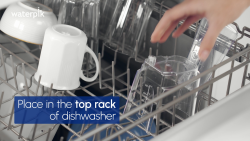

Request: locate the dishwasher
(0, 0), (250, 141)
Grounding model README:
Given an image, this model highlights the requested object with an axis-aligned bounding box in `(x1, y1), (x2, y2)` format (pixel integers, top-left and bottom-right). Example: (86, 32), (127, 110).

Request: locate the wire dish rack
(0, 1), (250, 141)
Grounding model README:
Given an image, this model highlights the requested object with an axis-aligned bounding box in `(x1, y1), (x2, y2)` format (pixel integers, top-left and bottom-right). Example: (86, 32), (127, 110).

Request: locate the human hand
(151, 0), (250, 61)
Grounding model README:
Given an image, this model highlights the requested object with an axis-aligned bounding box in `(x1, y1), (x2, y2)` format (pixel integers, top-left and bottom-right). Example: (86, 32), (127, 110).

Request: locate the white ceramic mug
(34, 24), (100, 90)
(0, 1), (57, 45)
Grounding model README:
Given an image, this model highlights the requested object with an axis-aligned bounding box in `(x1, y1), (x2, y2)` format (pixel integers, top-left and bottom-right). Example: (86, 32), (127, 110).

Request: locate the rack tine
(106, 127), (110, 137)
(241, 52), (249, 87)
(156, 87), (161, 135)
(113, 126), (121, 141)
(122, 32), (126, 53)
(42, 86), (45, 96)
(196, 98), (202, 113)
(114, 49), (118, 65)
(172, 96), (176, 127)
(101, 42), (105, 58)
(18, 124), (25, 139)
(46, 128), (52, 141)
(8, 103), (15, 130)
(135, 40), (139, 61)
(31, 121), (38, 141)
(226, 39), (239, 95)
(149, 48), (152, 56)
(208, 69), (216, 106)
(22, 63), (29, 96)
(35, 75), (42, 96)
(126, 57), (132, 70)
(127, 69), (130, 96)
(112, 61), (115, 96)
(0, 92), (4, 110)
(174, 25), (178, 55)
(0, 48), (8, 81)
(49, 84), (53, 96)
(110, 126), (114, 135)
(80, 124), (85, 135)
(10, 55), (18, 90)
(159, 1), (164, 19)
(93, 124), (100, 141)
(18, 110), (27, 139)
(139, 77), (143, 114)
(60, 136), (64, 141)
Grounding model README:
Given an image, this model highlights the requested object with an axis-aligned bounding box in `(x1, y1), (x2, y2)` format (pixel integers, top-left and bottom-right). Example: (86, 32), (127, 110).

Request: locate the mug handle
(80, 46), (99, 82)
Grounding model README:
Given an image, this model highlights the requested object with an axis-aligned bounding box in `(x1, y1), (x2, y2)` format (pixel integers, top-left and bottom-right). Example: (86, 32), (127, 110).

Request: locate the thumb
(198, 22), (223, 61)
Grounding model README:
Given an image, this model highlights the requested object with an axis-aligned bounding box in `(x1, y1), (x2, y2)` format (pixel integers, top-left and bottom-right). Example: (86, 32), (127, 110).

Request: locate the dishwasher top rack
(0, 1), (250, 141)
